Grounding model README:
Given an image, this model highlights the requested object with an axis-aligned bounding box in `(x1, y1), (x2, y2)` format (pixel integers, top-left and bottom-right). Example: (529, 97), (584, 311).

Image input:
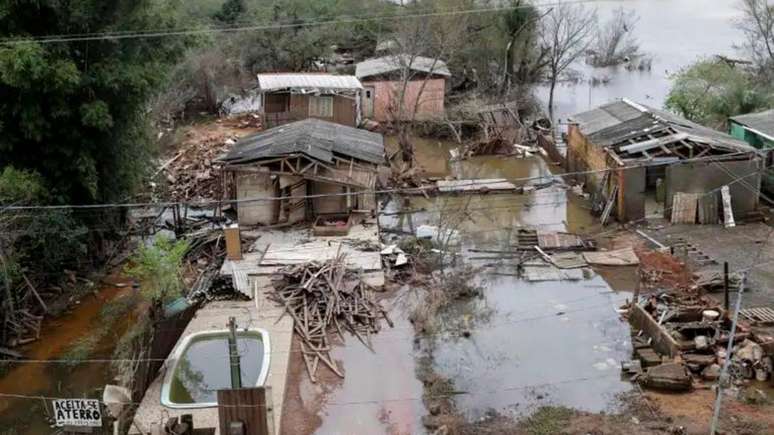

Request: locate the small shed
(729, 109), (774, 149)
(257, 73), (363, 128)
(567, 99), (763, 223)
(355, 55), (450, 122)
(729, 109), (774, 192)
(220, 119), (385, 226)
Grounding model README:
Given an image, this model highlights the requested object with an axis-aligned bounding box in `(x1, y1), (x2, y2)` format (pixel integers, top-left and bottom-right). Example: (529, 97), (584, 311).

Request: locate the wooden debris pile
(159, 133), (232, 202)
(268, 254), (393, 382)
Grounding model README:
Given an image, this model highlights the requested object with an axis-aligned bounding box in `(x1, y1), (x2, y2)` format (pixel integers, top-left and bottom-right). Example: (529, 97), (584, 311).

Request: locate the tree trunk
(548, 76), (557, 121)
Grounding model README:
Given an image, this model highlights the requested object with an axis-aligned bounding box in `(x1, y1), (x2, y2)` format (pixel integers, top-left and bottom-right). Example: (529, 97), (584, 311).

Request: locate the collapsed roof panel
(570, 99), (757, 160)
(220, 118), (385, 165)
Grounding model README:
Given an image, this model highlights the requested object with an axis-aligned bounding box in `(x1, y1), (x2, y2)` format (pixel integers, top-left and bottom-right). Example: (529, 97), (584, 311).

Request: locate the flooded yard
(300, 135), (638, 433)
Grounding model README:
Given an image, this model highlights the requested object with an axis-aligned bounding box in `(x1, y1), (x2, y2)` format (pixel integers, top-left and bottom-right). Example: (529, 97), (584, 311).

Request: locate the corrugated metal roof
(570, 99), (755, 153)
(355, 55), (451, 79)
(730, 109), (774, 138)
(221, 119), (385, 165)
(257, 73), (362, 92)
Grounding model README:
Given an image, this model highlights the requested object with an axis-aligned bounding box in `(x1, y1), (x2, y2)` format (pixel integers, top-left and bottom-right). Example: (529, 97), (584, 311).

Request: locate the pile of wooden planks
(268, 253), (393, 382)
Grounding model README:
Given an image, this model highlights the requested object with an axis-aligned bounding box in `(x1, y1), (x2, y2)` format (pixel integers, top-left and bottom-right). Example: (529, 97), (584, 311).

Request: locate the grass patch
(520, 406), (576, 435)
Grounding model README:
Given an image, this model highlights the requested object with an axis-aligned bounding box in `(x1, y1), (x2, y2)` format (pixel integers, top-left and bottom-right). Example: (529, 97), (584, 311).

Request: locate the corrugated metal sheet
(257, 73), (362, 92)
(221, 118), (385, 165)
(571, 99), (755, 153)
(729, 109), (774, 139)
(537, 232), (585, 249)
(356, 55), (451, 79)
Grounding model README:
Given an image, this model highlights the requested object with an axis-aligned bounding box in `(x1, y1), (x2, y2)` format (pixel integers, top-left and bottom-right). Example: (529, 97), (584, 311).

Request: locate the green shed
(729, 109), (774, 149)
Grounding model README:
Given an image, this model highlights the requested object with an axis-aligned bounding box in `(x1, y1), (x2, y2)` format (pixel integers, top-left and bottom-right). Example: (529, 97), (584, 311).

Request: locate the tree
(665, 59), (772, 129)
(0, 1), (189, 204)
(737, 0), (774, 79)
(588, 7), (640, 67)
(501, 0), (547, 92)
(540, 3), (597, 119)
(214, 0), (247, 24)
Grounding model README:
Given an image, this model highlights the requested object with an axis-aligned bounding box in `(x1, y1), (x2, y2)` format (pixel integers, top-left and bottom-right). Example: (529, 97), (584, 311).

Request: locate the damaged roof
(570, 99), (756, 155)
(257, 73), (363, 92)
(221, 118), (385, 165)
(730, 109), (774, 140)
(356, 55), (451, 79)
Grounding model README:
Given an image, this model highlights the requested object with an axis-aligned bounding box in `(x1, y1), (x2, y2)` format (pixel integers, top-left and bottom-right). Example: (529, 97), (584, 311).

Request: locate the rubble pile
(625, 292), (774, 393)
(161, 134), (232, 202)
(160, 114), (263, 202)
(268, 254), (393, 382)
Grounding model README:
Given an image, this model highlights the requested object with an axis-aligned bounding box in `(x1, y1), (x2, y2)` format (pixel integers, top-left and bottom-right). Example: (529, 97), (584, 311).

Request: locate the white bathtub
(160, 328), (271, 409)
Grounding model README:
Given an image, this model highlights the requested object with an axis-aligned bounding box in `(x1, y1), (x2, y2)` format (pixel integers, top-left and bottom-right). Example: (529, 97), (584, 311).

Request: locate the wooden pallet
(740, 307), (774, 324)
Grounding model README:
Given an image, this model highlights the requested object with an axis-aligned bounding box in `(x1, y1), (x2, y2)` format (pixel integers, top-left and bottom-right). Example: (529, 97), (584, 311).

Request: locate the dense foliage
(125, 235), (189, 302)
(666, 59), (773, 129)
(0, 0), (189, 204)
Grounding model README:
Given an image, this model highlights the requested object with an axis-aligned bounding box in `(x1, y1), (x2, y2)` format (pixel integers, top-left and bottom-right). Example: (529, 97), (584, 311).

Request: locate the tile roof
(221, 119), (385, 165)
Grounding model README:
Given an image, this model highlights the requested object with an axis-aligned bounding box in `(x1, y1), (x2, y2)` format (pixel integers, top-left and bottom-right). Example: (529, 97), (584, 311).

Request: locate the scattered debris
(268, 254), (393, 382)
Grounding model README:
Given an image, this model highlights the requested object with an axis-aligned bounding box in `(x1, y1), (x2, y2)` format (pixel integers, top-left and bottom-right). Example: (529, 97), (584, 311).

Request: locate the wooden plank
(671, 192), (699, 224)
(722, 185), (735, 228)
(217, 387), (270, 435)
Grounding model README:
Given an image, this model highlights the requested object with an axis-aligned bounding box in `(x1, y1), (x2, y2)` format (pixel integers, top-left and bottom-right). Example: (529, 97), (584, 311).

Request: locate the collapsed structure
(219, 118), (385, 227)
(567, 99), (764, 223)
(256, 73), (363, 128)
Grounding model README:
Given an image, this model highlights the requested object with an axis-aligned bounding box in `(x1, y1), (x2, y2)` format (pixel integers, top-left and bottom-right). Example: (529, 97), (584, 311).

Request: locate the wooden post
(217, 387), (272, 435)
(228, 317), (242, 389)
(225, 225), (243, 260)
(724, 262), (730, 312)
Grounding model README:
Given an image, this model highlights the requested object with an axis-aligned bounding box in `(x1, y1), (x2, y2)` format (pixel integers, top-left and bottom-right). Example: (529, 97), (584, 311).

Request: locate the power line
(0, 152), (754, 212)
(0, 0), (622, 45)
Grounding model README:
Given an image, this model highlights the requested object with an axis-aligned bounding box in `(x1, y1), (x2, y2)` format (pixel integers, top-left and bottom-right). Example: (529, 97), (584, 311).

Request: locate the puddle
(315, 288), (427, 435)
(0, 274), (137, 434)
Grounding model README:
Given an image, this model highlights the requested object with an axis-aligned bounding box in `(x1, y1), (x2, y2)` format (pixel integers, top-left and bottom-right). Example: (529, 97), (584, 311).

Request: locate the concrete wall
(236, 172), (279, 225)
(363, 78), (445, 122)
(664, 158), (762, 219)
(566, 124), (610, 192)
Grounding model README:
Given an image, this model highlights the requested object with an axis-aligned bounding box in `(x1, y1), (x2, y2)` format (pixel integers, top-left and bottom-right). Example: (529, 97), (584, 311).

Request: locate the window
(309, 96), (333, 117)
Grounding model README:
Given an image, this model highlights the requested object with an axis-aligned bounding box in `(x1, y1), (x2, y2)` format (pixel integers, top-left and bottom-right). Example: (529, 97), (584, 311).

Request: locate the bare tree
(588, 7), (640, 67)
(540, 3), (598, 119)
(737, 0), (774, 78)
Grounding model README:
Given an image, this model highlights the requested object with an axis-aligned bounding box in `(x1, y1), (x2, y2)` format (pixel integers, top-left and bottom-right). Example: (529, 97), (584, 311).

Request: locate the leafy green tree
(126, 235), (189, 302)
(0, 0), (189, 204)
(214, 0), (247, 24)
(665, 59), (773, 129)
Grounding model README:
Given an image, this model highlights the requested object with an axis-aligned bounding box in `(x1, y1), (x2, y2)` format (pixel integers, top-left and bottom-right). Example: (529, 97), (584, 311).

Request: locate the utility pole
(227, 317), (242, 389)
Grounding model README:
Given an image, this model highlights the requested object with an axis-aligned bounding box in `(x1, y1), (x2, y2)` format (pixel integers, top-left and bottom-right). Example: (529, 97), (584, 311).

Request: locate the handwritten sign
(52, 399), (102, 427)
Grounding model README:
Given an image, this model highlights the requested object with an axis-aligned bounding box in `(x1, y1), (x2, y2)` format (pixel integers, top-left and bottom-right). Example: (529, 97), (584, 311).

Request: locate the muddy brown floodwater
(300, 137), (637, 434)
(0, 274), (137, 434)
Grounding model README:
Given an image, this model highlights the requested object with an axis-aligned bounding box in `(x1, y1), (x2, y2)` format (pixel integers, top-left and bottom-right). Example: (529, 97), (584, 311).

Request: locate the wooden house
(257, 73), (363, 128)
(220, 119), (385, 226)
(355, 55), (450, 122)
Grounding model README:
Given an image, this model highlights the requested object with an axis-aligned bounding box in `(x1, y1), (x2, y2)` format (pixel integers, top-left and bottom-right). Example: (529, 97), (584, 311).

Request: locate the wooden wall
(263, 93), (358, 127)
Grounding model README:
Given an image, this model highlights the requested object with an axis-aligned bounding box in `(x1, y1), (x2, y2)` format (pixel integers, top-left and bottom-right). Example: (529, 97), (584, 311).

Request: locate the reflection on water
(380, 151), (633, 420)
(169, 335), (264, 404)
(539, 0), (742, 122)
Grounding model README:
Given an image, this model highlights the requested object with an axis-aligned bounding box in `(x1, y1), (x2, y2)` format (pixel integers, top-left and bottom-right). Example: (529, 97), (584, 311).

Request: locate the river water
(538, 0), (743, 123)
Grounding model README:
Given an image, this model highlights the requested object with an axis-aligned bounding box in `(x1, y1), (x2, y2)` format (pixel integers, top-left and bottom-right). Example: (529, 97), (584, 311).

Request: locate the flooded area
(539, 0), (743, 122)
(308, 135), (637, 433)
(0, 275), (137, 434)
